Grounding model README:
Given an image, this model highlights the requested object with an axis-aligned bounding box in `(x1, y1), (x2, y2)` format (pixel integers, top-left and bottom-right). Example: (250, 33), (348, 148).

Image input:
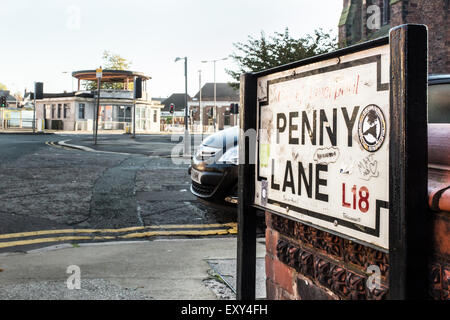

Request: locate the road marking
(0, 236), (115, 249)
(0, 229), (236, 249)
(0, 223), (237, 240)
(0, 223), (238, 249)
(120, 228), (237, 239)
(0, 227), (145, 240)
(45, 141), (73, 151)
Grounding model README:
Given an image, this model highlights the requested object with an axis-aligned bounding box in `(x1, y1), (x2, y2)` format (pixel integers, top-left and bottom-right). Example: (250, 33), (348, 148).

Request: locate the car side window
(428, 83), (450, 123)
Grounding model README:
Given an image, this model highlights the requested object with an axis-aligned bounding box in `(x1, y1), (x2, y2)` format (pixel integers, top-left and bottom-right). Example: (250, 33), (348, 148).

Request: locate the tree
(13, 92), (23, 101)
(226, 28), (337, 88)
(102, 50), (132, 70)
(83, 51), (132, 90)
(0, 82), (7, 91)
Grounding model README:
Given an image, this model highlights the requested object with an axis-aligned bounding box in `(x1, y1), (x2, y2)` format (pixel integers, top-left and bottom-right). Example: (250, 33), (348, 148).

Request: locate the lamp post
(198, 69), (203, 137)
(201, 57), (228, 132)
(175, 56), (190, 156)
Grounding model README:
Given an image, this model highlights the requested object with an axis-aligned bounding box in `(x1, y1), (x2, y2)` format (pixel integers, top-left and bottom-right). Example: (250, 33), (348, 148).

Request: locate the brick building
(338, 0), (449, 73)
(188, 83), (239, 131)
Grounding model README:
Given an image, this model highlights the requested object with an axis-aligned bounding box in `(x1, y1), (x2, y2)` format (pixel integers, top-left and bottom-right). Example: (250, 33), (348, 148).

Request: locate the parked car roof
(429, 74), (450, 85)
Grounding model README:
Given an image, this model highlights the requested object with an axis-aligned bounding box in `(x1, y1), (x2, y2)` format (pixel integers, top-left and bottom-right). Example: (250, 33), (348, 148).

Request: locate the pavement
(0, 237), (267, 300)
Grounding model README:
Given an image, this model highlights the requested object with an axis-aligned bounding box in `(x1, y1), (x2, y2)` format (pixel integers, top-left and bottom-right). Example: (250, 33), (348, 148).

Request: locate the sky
(0, 0), (343, 98)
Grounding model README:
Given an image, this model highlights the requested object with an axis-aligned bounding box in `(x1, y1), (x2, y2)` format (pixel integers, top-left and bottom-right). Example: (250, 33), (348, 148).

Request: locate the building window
(382, 0), (390, 25)
(57, 104), (62, 118)
(63, 104), (69, 119)
(118, 105), (132, 122)
(51, 104), (56, 118)
(79, 103), (85, 119)
(153, 110), (157, 122)
(224, 109), (231, 126)
(43, 105), (47, 119)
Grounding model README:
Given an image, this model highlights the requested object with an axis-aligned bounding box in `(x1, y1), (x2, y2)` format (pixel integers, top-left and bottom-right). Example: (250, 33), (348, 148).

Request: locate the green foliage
(84, 51), (132, 90)
(13, 92), (23, 101)
(226, 28), (337, 88)
(102, 50), (132, 70)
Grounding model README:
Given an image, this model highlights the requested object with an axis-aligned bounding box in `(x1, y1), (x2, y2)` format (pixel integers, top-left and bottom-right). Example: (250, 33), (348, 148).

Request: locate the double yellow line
(45, 141), (73, 151)
(0, 223), (238, 249)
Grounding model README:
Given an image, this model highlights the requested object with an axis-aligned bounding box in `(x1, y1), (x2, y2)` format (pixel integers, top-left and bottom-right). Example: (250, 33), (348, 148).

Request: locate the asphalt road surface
(0, 133), (247, 253)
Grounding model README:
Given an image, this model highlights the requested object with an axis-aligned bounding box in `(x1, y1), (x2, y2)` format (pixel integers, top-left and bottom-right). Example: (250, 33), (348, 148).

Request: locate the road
(0, 133), (245, 253)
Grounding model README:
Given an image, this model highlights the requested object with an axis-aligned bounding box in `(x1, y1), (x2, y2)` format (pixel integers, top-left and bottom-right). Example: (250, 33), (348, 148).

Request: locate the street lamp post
(198, 69), (203, 137)
(175, 56), (190, 156)
(201, 57), (228, 132)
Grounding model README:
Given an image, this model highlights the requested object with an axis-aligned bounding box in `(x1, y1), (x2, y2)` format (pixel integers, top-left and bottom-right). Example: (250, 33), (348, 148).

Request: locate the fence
(1, 109), (34, 129)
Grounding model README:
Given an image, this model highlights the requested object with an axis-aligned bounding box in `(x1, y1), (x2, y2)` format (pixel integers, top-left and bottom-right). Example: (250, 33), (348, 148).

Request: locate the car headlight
(218, 146), (239, 165)
(195, 145), (204, 159)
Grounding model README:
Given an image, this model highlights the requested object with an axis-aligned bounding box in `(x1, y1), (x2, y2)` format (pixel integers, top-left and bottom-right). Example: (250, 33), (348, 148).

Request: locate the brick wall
(402, 0), (450, 74)
(338, 0), (450, 74)
(265, 212), (389, 300)
(265, 210), (450, 299)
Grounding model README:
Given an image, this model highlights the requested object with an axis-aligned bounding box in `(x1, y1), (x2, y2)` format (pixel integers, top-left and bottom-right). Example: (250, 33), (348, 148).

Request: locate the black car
(189, 74), (450, 207)
(189, 126), (239, 206)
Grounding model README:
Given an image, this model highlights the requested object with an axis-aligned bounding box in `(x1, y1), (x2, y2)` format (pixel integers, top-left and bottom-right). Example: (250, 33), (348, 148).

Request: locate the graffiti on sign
(254, 44), (390, 249)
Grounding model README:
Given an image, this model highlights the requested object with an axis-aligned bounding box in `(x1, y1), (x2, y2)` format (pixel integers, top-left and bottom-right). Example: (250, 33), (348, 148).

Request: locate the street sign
(237, 24), (429, 300)
(96, 68), (103, 79)
(254, 42), (390, 249)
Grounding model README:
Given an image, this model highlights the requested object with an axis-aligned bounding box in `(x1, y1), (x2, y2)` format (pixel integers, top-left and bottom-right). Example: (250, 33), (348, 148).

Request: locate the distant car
(188, 126), (239, 207)
(189, 74), (450, 208)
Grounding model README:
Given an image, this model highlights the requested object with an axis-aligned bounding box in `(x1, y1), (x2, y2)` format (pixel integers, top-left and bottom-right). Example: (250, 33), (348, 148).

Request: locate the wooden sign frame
(237, 24), (429, 300)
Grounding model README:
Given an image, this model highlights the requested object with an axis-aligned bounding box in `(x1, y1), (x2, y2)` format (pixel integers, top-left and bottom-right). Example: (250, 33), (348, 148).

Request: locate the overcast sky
(0, 0), (342, 98)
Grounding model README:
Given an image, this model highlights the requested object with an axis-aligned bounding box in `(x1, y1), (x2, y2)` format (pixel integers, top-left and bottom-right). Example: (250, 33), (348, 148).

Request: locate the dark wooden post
(236, 73), (258, 300)
(389, 24), (429, 299)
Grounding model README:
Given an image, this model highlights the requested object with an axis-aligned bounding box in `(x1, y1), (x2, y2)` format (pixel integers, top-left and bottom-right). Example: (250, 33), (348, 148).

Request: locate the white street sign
(96, 68), (103, 79)
(254, 44), (390, 249)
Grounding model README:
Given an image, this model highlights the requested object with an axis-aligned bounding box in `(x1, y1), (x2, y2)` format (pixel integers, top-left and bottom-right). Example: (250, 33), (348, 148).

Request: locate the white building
(35, 69), (163, 132)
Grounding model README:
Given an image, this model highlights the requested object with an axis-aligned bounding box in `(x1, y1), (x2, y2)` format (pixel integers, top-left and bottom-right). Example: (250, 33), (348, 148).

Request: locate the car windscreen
(202, 126), (239, 149)
(429, 83), (450, 123)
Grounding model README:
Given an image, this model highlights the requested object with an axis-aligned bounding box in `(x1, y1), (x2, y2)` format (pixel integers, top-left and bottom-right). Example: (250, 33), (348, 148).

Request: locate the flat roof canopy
(72, 69), (151, 83)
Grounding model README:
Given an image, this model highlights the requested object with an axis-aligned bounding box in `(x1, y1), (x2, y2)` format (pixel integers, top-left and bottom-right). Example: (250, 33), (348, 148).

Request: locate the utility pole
(33, 82), (36, 134)
(184, 57), (190, 156)
(175, 56), (190, 156)
(201, 57), (228, 133)
(213, 61), (216, 132)
(94, 67), (102, 145)
(199, 70), (203, 137)
(132, 76), (136, 138)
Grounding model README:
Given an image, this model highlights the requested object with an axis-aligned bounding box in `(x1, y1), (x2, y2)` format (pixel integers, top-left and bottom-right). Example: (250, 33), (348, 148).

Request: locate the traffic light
(170, 103), (175, 114)
(134, 77), (142, 99)
(35, 82), (44, 100)
(230, 103), (239, 114)
(0, 96), (6, 108)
